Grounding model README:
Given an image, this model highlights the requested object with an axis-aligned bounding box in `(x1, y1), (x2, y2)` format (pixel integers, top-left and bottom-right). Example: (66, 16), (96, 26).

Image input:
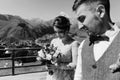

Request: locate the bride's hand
(67, 63), (76, 69)
(58, 63), (76, 70)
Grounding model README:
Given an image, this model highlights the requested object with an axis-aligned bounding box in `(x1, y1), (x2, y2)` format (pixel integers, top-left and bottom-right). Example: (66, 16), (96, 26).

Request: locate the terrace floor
(0, 71), (47, 80)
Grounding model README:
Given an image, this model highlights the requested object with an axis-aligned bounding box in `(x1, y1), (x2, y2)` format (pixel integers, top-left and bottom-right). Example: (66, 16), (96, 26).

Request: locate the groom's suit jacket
(81, 23), (120, 80)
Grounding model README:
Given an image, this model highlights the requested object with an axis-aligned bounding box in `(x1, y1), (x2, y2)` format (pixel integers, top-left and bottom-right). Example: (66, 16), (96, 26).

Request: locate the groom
(72, 0), (120, 80)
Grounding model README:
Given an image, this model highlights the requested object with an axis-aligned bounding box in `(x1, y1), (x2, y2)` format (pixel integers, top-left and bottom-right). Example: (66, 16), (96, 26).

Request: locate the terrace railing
(0, 47), (47, 76)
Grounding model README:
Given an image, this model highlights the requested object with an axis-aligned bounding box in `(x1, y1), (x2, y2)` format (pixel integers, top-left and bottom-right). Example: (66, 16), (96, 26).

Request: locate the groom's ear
(96, 4), (105, 18)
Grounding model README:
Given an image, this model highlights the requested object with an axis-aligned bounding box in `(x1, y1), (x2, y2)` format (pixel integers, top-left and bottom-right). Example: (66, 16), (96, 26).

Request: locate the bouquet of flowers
(37, 43), (61, 75)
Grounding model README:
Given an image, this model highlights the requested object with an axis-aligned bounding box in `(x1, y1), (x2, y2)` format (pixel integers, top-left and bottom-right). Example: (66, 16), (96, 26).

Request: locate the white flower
(38, 50), (45, 59)
(46, 54), (52, 60)
(36, 57), (42, 61)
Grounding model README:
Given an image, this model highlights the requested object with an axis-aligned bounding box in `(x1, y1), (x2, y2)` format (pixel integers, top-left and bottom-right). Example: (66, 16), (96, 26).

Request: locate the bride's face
(54, 27), (67, 39)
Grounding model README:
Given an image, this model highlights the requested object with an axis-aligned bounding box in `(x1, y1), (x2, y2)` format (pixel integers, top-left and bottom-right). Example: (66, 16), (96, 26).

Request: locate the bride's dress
(46, 38), (75, 80)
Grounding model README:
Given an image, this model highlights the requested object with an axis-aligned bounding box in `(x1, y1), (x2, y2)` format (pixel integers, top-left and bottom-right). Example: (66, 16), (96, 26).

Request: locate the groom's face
(76, 3), (103, 36)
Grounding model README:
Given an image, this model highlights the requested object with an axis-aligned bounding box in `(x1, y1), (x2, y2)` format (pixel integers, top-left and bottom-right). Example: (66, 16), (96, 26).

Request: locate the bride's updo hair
(53, 16), (71, 31)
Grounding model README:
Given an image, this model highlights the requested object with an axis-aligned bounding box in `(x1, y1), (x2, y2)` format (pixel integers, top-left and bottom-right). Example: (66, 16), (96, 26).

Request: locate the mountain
(27, 19), (54, 37)
(0, 14), (55, 45)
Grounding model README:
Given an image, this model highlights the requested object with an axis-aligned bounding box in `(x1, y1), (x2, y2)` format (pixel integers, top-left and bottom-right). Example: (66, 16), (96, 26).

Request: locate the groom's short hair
(72, 0), (110, 17)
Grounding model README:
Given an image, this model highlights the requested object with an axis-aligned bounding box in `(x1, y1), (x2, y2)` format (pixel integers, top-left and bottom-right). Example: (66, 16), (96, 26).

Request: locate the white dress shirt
(74, 24), (120, 80)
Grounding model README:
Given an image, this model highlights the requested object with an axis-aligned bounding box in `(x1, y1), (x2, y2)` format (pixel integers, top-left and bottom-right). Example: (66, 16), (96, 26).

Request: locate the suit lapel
(96, 31), (120, 64)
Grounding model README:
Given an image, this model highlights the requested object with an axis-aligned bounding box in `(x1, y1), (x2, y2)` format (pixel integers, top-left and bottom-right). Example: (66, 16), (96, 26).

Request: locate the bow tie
(89, 35), (109, 46)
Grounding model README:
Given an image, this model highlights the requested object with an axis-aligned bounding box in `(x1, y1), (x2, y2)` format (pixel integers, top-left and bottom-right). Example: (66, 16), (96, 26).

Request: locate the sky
(0, 0), (119, 22)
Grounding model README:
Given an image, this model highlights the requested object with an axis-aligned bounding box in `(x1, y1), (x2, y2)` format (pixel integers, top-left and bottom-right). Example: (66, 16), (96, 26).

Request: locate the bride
(46, 15), (79, 80)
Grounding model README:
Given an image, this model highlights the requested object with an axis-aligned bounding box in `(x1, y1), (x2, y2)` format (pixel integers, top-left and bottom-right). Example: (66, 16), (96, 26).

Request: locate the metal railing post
(11, 50), (15, 75)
